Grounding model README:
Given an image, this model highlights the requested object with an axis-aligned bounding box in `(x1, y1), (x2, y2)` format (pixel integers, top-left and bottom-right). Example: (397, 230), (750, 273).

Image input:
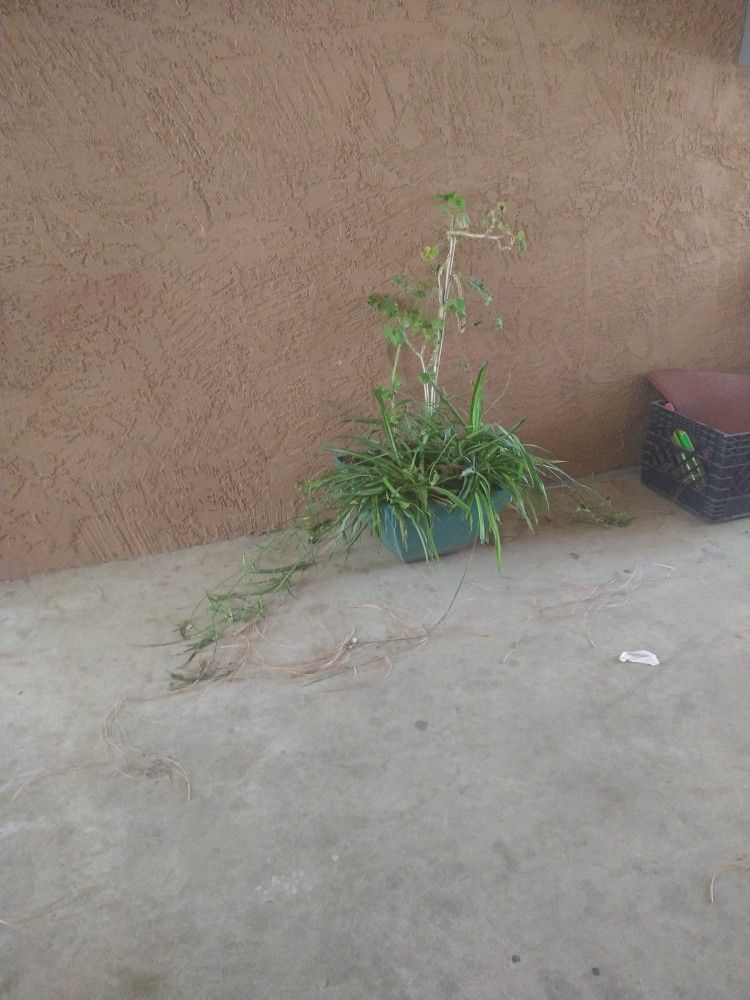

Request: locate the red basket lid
(645, 370), (750, 435)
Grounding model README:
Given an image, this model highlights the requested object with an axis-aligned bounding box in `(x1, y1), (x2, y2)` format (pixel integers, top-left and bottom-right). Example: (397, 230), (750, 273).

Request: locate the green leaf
(494, 315), (504, 331)
(515, 229), (527, 251)
(468, 277), (492, 305)
(373, 386), (398, 454)
(367, 293), (400, 318)
(383, 325), (405, 346)
(393, 275), (409, 290)
(469, 363), (488, 431)
(434, 192), (466, 211)
(421, 316), (442, 342)
(420, 244), (439, 262)
(446, 297), (466, 320)
(418, 371), (436, 385)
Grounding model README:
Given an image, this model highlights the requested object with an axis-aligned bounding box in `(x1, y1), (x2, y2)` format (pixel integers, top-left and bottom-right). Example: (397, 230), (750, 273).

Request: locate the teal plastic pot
(379, 490), (511, 563)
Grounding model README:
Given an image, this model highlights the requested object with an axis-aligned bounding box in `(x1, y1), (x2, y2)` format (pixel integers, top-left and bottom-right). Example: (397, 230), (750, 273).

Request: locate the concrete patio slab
(1, 471), (748, 1000)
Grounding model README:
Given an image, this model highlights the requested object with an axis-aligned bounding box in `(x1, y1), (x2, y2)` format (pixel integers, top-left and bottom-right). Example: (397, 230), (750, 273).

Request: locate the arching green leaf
(468, 277), (492, 305)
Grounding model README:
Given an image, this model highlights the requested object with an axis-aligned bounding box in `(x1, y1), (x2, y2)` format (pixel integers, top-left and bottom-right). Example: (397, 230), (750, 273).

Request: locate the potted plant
(176, 193), (562, 666)
(304, 192), (552, 564)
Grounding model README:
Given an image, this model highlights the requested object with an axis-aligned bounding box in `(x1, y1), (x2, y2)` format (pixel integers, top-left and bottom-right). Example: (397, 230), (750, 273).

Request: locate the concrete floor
(1, 470), (749, 1000)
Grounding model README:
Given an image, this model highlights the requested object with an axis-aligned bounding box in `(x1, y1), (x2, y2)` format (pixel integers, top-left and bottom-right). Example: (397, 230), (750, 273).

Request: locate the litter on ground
(619, 650), (660, 666)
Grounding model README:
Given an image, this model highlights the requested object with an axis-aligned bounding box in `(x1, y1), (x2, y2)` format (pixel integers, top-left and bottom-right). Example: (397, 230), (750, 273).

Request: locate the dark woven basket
(641, 401), (750, 521)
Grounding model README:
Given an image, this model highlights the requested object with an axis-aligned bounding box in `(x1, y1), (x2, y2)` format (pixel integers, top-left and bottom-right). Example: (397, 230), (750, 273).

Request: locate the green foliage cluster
(174, 534), (316, 664)
(176, 366), (554, 667)
(305, 364), (552, 566)
(570, 497), (633, 528)
(366, 193), (527, 404)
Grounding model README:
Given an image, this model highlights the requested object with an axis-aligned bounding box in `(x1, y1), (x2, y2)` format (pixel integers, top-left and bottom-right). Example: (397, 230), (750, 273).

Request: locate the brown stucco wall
(2, 0), (749, 579)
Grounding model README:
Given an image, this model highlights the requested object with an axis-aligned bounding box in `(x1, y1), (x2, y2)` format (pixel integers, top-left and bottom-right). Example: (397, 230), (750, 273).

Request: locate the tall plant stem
(427, 233), (457, 409)
(389, 343), (402, 405)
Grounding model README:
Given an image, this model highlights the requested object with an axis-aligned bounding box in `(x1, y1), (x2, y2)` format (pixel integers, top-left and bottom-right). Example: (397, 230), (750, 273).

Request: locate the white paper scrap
(619, 650), (660, 666)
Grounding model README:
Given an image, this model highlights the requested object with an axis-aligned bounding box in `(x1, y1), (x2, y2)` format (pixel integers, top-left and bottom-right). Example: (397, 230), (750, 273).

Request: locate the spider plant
(174, 367), (553, 669)
(304, 363), (553, 565)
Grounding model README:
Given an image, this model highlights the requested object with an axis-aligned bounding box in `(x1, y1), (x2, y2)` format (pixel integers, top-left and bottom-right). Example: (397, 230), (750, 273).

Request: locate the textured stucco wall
(2, 0), (749, 579)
